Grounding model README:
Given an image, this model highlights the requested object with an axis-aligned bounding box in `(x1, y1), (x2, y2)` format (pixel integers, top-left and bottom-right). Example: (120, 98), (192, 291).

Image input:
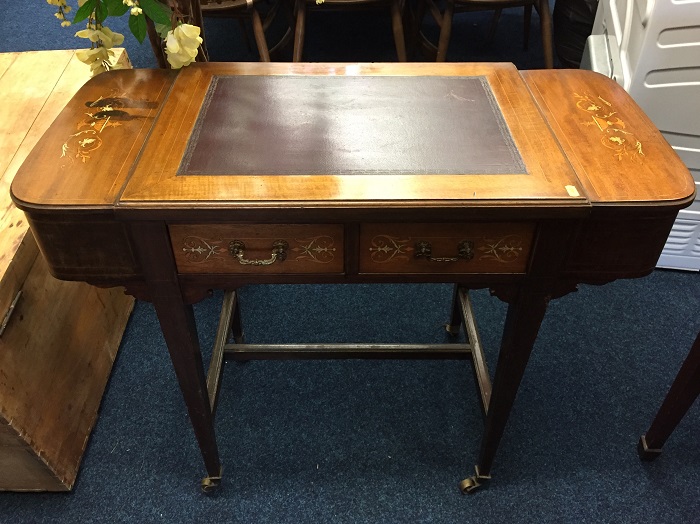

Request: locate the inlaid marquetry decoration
(575, 93), (644, 162)
(289, 236), (337, 263)
(369, 235), (414, 263)
(370, 234), (526, 264)
(180, 236), (337, 264)
(182, 236), (226, 262)
(477, 235), (525, 263)
(61, 92), (157, 165)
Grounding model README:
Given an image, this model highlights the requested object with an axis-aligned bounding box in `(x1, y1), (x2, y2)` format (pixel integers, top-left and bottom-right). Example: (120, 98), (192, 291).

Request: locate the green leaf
(95, 1), (109, 23)
(139, 0), (172, 26)
(72, 0), (98, 24)
(105, 0), (129, 17)
(129, 13), (147, 43)
(154, 22), (171, 39)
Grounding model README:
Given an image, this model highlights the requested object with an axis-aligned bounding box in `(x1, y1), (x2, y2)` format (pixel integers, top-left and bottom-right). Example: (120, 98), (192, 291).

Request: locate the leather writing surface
(179, 75), (526, 176)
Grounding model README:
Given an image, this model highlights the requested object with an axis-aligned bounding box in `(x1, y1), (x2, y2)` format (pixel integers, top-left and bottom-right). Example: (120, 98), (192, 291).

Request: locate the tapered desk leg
(131, 223), (222, 490)
(460, 288), (549, 493)
(153, 298), (222, 489)
(638, 330), (700, 460)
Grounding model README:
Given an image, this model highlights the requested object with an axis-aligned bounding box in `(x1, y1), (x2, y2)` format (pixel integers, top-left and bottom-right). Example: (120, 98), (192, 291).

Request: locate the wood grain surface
(121, 62), (584, 206)
(1, 49), (130, 311)
(8, 62), (696, 490)
(522, 69), (695, 205)
(0, 49), (133, 491)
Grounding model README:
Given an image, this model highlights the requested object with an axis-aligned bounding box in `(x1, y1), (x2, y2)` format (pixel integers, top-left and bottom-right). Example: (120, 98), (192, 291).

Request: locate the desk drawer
(170, 224), (344, 274)
(359, 223), (534, 274)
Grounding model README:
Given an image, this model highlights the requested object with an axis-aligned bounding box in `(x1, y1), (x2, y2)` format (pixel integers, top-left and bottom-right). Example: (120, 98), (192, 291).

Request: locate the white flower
(165, 24), (202, 69)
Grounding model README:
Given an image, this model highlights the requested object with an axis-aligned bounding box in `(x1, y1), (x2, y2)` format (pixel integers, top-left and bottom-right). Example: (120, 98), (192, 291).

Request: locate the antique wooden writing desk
(10, 62), (695, 492)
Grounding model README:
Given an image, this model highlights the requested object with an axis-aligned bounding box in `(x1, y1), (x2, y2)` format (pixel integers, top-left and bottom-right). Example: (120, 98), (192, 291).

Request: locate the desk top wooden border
(11, 62), (695, 214)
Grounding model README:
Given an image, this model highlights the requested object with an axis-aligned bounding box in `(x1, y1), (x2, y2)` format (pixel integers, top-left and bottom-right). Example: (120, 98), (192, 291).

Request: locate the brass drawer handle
(229, 240), (289, 266)
(415, 240), (474, 262)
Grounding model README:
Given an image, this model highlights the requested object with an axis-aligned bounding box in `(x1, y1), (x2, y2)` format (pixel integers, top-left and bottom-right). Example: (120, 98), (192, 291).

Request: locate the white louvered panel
(657, 209), (700, 271)
(663, 221), (697, 254)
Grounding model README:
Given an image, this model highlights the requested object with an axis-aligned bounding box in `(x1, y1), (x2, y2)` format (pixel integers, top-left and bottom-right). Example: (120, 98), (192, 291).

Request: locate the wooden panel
(0, 49), (135, 491)
(0, 419), (69, 492)
(0, 51), (76, 295)
(1, 49), (131, 289)
(119, 62), (586, 208)
(0, 51), (74, 182)
(521, 69), (695, 207)
(0, 253), (133, 491)
(10, 66), (176, 209)
(0, 53), (17, 78)
(170, 224), (345, 274)
(566, 214), (678, 278)
(0, 231), (38, 333)
(27, 213), (141, 280)
(359, 222), (534, 274)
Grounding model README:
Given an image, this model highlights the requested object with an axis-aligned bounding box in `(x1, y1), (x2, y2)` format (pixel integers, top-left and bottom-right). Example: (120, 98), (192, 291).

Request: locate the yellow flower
(165, 24), (202, 69)
(75, 27), (125, 48)
(101, 27), (125, 47)
(75, 47), (117, 76)
(90, 61), (108, 75)
(75, 46), (110, 64)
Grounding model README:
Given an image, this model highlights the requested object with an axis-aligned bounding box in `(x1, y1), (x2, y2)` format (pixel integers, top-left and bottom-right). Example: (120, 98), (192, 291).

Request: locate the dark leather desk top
(179, 75), (526, 177)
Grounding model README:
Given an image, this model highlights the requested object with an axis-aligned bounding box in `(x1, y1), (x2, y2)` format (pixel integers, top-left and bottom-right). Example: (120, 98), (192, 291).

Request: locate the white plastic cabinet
(582, 0), (700, 270)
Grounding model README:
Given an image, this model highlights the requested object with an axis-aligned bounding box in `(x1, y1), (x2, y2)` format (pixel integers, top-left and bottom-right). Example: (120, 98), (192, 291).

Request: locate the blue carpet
(3, 277), (700, 522)
(2, 3), (700, 523)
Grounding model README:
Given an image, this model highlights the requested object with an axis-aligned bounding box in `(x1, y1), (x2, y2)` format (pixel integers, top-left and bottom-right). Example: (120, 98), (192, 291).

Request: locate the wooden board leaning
(0, 49), (134, 491)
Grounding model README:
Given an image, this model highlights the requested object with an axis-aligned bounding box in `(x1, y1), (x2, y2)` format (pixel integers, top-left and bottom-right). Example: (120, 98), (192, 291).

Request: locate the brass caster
(200, 468), (223, 493)
(459, 477), (479, 494)
(459, 466), (491, 494)
(444, 323), (461, 336)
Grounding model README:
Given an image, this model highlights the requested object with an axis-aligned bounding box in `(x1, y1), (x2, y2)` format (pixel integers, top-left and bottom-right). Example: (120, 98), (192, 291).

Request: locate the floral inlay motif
(181, 236), (225, 262)
(478, 235), (524, 263)
(61, 93), (155, 164)
(369, 235), (413, 263)
(291, 236), (337, 264)
(574, 93), (644, 162)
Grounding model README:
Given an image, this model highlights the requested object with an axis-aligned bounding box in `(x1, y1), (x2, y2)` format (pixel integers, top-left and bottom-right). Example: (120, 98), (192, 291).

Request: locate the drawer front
(359, 223), (534, 274)
(170, 224), (344, 274)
